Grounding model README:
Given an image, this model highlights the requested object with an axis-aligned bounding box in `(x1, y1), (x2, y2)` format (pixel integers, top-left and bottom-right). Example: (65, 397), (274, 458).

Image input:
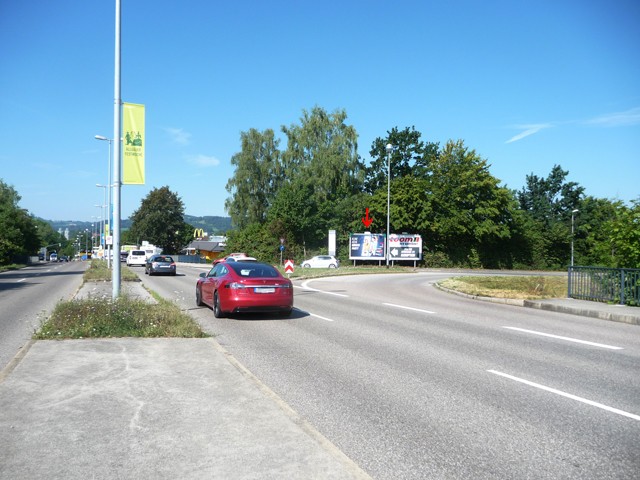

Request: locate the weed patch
(439, 275), (567, 299)
(34, 296), (207, 339)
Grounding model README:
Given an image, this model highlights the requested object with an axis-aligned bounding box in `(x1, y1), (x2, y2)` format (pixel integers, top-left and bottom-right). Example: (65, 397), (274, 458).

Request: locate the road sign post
(284, 259), (295, 277)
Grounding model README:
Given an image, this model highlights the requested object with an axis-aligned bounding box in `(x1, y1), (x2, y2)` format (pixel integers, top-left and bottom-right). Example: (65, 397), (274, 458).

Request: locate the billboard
(388, 234), (423, 261)
(349, 233), (386, 260)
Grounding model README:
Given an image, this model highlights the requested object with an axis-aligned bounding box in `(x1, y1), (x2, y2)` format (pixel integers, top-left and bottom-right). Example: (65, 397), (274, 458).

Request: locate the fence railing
(568, 266), (640, 306)
(176, 255), (210, 264)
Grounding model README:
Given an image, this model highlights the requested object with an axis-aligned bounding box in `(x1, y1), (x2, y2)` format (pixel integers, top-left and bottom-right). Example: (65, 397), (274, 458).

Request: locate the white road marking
(383, 303), (436, 314)
(17, 278), (26, 283)
(299, 280), (349, 297)
(503, 326), (623, 350)
(303, 312), (334, 322)
(488, 370), (640, 421)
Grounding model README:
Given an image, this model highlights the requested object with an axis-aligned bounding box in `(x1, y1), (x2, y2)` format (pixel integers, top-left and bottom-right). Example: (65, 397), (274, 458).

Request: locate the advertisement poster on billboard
(388, 234), (423, 261)
(349, 233), (386, 260)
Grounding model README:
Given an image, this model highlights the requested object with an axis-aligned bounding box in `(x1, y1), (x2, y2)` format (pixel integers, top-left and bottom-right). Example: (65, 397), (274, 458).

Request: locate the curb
(522, 300), (640, 326)
(433, 282), (640, 326)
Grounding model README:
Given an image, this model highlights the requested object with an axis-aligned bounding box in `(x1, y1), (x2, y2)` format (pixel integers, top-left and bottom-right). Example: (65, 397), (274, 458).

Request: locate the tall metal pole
(107, 139), (112, 268)
(95, 135), (113, 268)
(385, 143), (393, 268)
(112, 0), (122, 299)
(571, 209), (579, 267)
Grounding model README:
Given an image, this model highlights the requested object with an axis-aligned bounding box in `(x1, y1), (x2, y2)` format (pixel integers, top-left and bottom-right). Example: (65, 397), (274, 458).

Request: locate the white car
(126, 250), (147, 267)
(301, 255), (339, 268)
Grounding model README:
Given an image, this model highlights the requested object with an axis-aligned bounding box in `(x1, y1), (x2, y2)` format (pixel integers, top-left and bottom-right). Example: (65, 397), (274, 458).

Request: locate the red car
(196, 261), (293, 318)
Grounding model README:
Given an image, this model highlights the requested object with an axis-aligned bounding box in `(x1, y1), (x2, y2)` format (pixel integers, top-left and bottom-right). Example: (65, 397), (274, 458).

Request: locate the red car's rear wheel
(213, 291), (225, 318)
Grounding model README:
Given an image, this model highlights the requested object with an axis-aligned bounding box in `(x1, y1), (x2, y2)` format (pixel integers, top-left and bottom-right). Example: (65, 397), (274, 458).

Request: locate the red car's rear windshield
(228, 262), (279, 278)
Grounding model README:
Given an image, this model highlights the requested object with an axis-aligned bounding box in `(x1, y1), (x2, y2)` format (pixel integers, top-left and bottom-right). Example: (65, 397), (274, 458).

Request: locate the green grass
(83, 259), (139, 282)
(34, 296), (207, 339)
(277, 264), (416, 279)
(0, 263), (27, 273)
(34, 259), (207, 340)
(438, 275), (567, 299)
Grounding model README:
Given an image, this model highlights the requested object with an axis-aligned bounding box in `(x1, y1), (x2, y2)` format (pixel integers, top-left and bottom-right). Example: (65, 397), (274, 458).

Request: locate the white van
(126, 250), (147, 267)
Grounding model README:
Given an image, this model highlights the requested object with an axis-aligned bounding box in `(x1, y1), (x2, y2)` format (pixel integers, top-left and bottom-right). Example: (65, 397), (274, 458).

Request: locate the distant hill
(184, 215), (233, 235)
(45, 215), (233, 235)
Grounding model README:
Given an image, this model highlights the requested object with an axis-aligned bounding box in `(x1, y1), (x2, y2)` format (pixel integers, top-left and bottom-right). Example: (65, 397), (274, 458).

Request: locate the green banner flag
(123, 102), (145, 184)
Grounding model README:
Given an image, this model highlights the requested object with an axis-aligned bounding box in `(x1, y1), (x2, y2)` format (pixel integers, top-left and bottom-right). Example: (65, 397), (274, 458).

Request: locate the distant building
(182, 238), (226, 262)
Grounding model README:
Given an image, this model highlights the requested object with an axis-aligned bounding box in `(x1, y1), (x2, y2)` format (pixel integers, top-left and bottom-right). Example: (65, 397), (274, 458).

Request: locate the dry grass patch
(439, 275), (567, 300)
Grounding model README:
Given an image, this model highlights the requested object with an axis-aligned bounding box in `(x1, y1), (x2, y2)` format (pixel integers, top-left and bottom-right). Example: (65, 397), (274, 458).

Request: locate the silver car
(145, 255), (177, 276)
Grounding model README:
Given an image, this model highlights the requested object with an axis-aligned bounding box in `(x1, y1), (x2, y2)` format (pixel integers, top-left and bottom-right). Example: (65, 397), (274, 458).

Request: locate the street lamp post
(385, 143), (393, 268)
(111, 0), (123, 299)
(96, 184), (108, 266)
(95, 135), (113, 269)
(95, 205), (104, 256)
(571, 209), (579, 267)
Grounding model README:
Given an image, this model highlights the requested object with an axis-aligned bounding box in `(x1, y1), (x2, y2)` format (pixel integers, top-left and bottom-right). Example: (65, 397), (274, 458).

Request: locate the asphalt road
(0, 261), (86, 369)
(140, 266), (640, 479)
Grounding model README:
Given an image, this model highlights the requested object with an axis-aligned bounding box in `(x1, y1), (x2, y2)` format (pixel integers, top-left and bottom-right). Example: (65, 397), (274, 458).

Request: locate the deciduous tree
(129, 186), (187, 254)
(225, 128), (282, 228)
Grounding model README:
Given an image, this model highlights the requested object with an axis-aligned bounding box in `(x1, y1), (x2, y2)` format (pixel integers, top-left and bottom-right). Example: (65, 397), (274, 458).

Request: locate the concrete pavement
(1, 275), (638, 479)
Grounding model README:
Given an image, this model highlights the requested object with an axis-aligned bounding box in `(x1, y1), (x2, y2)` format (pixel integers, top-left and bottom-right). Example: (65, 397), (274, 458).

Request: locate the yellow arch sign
(193, 228), (205, 238)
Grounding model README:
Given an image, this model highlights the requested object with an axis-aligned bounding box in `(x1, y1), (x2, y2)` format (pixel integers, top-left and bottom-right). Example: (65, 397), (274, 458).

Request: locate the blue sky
(1, 0), (638, 223)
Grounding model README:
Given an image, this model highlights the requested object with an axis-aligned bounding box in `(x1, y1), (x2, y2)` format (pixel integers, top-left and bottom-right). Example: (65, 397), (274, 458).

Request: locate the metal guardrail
(568, 266), (640, 306)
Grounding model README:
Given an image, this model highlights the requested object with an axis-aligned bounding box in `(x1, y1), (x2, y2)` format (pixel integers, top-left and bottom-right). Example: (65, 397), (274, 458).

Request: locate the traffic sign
(284, 259), (295, 274)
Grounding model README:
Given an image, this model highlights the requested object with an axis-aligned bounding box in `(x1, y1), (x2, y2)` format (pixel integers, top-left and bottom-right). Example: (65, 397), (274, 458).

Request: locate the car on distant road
(126, 250), (147, 267)
(145, 254), (176, 276)
(49, 253), (58, 262)
(120, 251), (129, 262)
(301, 255), (339, 268)
(196, 260), (293, 318)
(225, 256), (257, 263)
(212, 252), (249, 265)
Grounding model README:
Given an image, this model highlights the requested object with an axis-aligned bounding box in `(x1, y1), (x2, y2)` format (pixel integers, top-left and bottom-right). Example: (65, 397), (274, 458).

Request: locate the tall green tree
(605, 198), (640, 268)
(517, 165), (585, 268)
(281, 106), (364, 203)
(128, 186), (187, 254)
(225, 128), (282, 228)
(424, 140), (515, 266)
(0, 180), (40, 264)
(364, 126), (438, 194)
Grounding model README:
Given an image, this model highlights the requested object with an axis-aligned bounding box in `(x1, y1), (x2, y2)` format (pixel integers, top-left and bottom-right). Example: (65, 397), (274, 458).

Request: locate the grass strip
(35, 296), (208, 339)
(439, 275), (567, 300)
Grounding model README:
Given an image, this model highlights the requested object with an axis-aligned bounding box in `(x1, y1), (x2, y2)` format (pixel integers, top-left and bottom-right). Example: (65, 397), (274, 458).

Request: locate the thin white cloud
(165, 127), (192, 145)
(585, 107), (640, 127)
(505, 123), (553, 144)
(186, 154), (220, 167)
